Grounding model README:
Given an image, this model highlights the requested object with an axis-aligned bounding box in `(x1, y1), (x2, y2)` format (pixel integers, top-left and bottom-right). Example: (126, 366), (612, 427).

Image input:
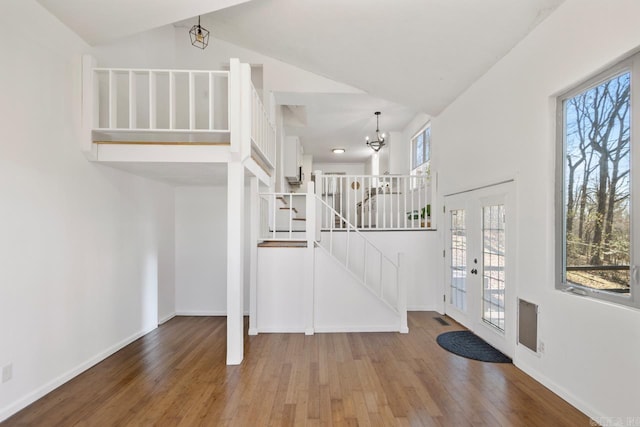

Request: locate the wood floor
(3, 312), (590, 426)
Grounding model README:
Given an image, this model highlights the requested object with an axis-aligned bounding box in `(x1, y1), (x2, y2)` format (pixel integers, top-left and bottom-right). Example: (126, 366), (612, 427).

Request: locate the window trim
(411, 122), (431, 172)
(555, 55), (639, 309)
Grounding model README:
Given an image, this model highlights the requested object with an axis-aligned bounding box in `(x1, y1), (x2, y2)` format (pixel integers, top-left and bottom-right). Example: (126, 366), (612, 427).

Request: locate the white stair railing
(259, 192), (306, 241)
(316, 173), (433, 230)
(250, 84), (276, 167)
(315, 196), (406, 317)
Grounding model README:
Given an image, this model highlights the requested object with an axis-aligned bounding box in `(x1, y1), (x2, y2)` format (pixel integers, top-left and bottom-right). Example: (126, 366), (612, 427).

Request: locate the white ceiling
(277, 93), (416, 163)
(36, 0), (253, 45)
(38, 0), (565, 166)
(203, 0), (564, 116)
(103, 162), (230, 186)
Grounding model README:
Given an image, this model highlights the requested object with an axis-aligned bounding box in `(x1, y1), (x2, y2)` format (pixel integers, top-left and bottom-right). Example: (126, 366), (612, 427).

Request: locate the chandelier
(189, 16), (210, 50)
(366, 112), (386, 152)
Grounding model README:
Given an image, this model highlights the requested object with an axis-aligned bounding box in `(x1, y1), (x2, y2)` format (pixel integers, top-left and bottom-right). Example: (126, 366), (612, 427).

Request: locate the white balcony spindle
(169, 72), (175, 130)
(272, 194), (276, 240)
(209, 72), (215, 130)
(108, 70), (117, 129)
(129, 71), (136, 129)
(149, 71), (156, 129)
(188, 72), (195, 130)
(289, 194), (293, 240)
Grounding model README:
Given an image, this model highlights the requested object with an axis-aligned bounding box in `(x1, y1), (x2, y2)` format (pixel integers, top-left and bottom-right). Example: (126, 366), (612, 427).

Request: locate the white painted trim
(158, 312), (176, 324)
(174, 311), (250, 316)
(0, 327), (153, 423)
(257, 327), (306, 333)
(314, 325), (400, 333)
(248, 328), (259, 336)
(407, 306), (438, 311)
(514, 359), (603, 422)
(96, 144), (231, 163)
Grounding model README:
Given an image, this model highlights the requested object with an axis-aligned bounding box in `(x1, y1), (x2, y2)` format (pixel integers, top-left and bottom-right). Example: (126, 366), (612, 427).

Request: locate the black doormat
(436, 330), (512, 363)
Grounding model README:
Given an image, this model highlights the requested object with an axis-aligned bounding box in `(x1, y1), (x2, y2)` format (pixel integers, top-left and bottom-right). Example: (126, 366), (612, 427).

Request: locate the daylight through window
(558, 57), (638, 307)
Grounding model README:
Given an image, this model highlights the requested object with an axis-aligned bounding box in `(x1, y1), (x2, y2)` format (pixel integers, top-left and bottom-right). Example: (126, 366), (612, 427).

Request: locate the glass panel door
(450, 209), (467, 312)
(444, 182), (515, 358)
(482, 204), (506, 331)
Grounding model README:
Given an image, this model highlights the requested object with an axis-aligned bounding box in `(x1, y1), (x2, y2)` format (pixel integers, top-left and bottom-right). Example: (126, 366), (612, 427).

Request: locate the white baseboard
(248, 328), (259, 336)
(174, 311), (250, 316)
(257, 327), (306, 333)
(514, 359), (601, 421)
(314, 325), (400, 333)
(175, 310), (227, 316)
(0, 327), (154, 423)
(407, 305), (438, 311)
(158, 312), (176, 325)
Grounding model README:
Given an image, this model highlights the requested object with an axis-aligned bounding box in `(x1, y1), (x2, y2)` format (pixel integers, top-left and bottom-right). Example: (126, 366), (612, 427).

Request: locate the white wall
(174, 186), (227, 315)
(256, 248), (306, 332)
(0, 0), (175, 420)
(320, 231), (439, 311)
(314, 248), (401, 332)
(432, 0), (640, 419)
(314, 162), (365, 175)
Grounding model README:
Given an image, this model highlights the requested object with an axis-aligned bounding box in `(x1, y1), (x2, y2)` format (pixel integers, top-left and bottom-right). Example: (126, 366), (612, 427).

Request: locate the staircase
(254, 183), (408, 334)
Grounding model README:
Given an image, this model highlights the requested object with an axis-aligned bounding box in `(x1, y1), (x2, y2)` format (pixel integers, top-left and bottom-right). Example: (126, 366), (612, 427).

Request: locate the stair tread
(258, 240), (307, 248)
(280, 207), (298, 213)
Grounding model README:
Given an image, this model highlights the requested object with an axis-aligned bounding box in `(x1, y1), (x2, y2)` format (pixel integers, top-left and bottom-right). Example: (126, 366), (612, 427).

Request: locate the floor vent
(518, 299), (538, 352)
(433, 317), (450, 326)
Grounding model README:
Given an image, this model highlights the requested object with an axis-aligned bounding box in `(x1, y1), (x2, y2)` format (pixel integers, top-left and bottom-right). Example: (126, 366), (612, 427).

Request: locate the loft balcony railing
(81, 56), (276, 168)
(315, 173), (434, 230)
(92, 68), (230, 134)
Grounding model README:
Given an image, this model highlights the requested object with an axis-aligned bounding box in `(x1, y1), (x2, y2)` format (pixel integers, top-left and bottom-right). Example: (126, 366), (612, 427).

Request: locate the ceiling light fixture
(332, 148), (345, 154)
(189, 16), (210, 50)
(365, 111), (386, 152)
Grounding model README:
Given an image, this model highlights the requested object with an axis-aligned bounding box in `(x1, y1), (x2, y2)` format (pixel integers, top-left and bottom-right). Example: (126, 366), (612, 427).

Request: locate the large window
(411, 124), (431, 173)
(557, 56), (638, 308)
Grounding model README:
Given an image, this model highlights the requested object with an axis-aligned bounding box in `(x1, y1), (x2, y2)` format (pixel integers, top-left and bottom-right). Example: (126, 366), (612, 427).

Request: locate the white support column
(81, 55), (98, 159)
(248, 177), (259, 336)
(227, 161), (245, 364)
(304, 182), (316, 335)
(397, 252), (409, 333)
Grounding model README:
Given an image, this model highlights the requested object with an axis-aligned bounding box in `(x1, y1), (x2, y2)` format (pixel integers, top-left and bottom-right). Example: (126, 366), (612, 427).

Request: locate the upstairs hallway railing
(315, 173), (433, 230)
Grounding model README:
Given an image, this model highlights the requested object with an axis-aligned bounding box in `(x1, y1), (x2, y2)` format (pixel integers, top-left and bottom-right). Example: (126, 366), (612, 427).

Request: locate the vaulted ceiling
(37, 0), (565, 162)
(197, 0), (564, 116)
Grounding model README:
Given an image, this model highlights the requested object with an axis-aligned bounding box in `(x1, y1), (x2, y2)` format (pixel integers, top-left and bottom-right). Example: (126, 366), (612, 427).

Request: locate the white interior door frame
(443, 180), (517, 358)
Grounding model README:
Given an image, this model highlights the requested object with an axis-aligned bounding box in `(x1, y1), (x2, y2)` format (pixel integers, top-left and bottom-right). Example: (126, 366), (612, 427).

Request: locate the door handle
(632, 265), (639, 284)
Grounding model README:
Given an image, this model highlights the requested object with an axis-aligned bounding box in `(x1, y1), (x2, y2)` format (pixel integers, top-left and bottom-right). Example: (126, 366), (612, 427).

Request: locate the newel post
(397, 252), (409, 333)
(314, 171), (323, 241)
(304, 182), (316, 335)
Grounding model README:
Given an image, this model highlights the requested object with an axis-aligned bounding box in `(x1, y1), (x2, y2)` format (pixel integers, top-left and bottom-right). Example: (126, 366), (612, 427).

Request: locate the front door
(444, 182), (516, 357)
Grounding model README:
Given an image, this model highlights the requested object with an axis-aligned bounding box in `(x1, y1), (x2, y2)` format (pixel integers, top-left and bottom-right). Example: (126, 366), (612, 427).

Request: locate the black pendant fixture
(189, 16), (210, 50)
(366, 112), (386, 152)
